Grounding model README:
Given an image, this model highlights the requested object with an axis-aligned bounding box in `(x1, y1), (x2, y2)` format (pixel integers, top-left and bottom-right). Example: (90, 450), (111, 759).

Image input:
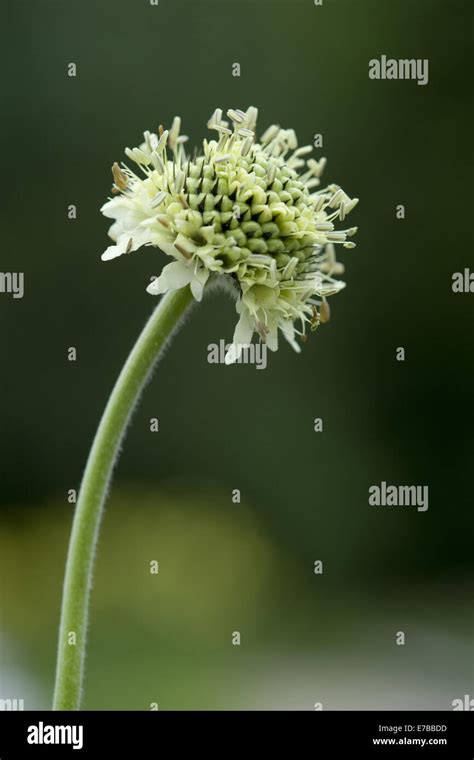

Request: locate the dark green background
(0, 0), (472, 709)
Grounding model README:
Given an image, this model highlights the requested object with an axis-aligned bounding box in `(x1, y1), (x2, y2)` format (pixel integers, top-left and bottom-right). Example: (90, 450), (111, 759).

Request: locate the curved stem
(52, 286), (194, 710)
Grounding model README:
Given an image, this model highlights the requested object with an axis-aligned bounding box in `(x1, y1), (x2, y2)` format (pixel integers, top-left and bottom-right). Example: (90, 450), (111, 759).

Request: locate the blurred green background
(0, 0), (472, 709)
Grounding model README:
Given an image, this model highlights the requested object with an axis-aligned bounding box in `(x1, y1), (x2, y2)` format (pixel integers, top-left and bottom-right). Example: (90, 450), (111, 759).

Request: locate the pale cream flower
(101, 107), (358, 362)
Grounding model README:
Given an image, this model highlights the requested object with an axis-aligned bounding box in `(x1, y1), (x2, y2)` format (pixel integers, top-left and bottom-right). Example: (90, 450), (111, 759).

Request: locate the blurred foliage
(0, 489), (472, 708)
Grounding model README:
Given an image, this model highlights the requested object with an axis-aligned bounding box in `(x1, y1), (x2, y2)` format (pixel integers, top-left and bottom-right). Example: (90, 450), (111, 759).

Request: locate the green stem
(52, 286), (194, 710)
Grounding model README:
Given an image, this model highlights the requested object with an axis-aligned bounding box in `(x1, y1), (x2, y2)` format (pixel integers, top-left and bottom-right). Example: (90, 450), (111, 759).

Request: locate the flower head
(101, 107), (358, 362)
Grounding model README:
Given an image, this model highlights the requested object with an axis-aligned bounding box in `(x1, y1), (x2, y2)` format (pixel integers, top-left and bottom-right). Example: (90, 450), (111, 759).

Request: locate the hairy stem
(53, 286), (194, 710)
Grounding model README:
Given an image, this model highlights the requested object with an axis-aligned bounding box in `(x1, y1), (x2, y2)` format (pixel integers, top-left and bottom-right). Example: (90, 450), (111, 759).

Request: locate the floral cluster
(101, 107), (358, 362)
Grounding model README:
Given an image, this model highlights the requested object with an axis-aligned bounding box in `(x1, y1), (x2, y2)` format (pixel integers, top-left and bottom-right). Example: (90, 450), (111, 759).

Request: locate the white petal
(189, 267), (210, 302)
(314, 281), (346, 297)
(265, 324), (279, 352)
(234, 310), (255, 345)
(101, 236), (129, 261)
(130, 227), (153, 248)
(224, 344), (239, 365)
(100, 197), (128, 219)
(157, 241), (183, 259)
(101, 228), (151, 261)
(146, 261), (192, 295)
(225, 308), (254, 365)
(280, 320), (301, 353)
(102, 246), (122, 261)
